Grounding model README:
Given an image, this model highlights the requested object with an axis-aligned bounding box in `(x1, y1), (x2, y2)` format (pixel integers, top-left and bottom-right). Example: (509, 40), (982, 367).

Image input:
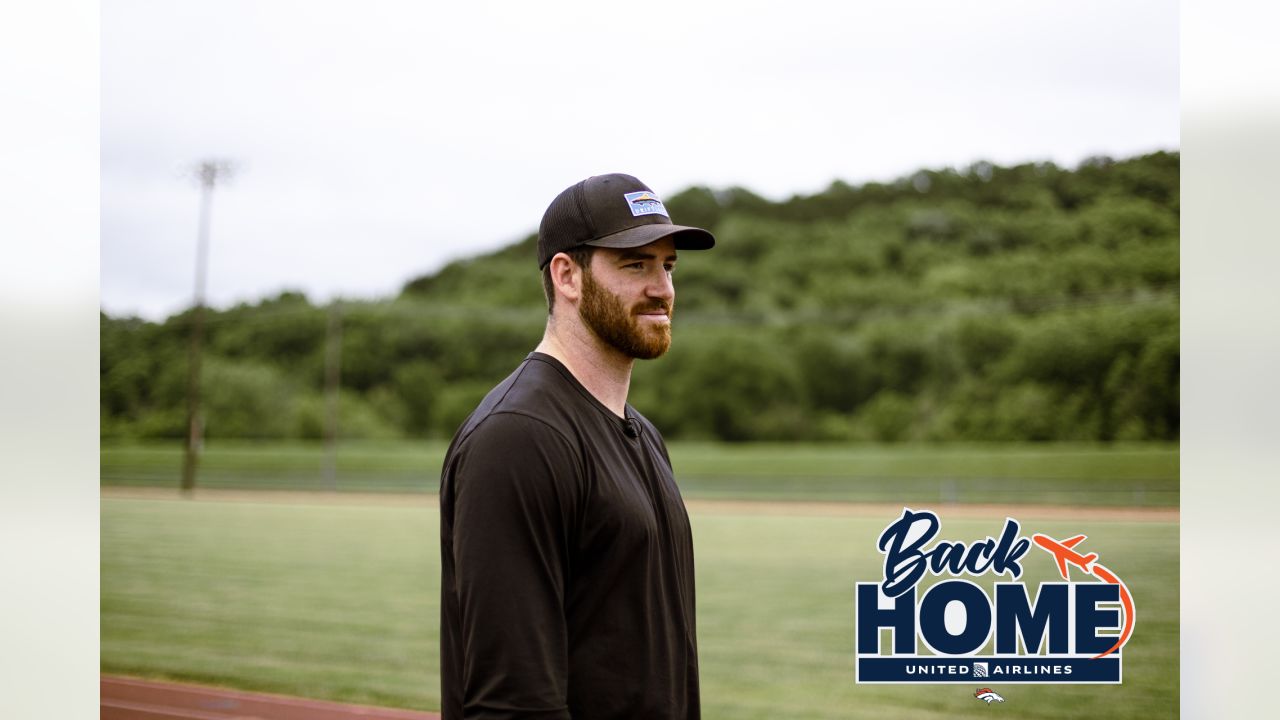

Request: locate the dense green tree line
(101, 152), (1178, 442)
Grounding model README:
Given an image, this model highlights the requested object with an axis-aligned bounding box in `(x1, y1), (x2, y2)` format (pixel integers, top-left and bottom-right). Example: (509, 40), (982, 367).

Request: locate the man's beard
(579, 270), (673, 360)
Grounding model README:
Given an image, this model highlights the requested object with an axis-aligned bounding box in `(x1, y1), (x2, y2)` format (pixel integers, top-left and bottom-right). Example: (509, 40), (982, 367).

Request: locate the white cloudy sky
(101, 0), (1179, 320)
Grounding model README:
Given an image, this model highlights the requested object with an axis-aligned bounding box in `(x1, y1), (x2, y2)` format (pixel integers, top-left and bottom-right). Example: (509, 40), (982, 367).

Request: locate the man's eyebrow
(617, 249), (679, 262)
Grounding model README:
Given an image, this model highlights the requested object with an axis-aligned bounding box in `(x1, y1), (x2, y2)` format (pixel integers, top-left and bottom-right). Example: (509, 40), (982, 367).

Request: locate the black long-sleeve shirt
(439, 352), (699, 719)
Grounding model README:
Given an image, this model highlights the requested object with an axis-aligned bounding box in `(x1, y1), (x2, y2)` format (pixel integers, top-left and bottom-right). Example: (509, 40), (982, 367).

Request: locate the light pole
(322, 300), (343, 491)
(181, 160), (233, 496)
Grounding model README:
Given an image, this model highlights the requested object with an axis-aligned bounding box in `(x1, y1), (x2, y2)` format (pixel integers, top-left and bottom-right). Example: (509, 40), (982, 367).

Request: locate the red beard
(579, 271), (673, 360)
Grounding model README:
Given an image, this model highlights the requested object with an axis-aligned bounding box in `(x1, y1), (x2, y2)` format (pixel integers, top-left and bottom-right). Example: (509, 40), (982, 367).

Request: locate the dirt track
(101, 486), (1178, 522)
(685, 498), (1178, 522)
(101, 676), (439, 720)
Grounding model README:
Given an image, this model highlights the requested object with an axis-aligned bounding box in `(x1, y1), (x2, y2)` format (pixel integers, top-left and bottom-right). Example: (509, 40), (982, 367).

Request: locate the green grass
(101, 496), (1178, 718)
(101, 497), (438, 708)
(101, 441), (1179, 506)
(100, 441), (440, 493)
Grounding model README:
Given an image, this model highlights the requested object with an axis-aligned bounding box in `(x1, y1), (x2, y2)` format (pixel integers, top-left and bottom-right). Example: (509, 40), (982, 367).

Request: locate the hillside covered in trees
(101, 151), (1179, 443)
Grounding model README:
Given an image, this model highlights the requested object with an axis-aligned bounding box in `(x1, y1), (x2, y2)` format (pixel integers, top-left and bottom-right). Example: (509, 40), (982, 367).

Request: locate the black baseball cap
(538, 173), (715, 269)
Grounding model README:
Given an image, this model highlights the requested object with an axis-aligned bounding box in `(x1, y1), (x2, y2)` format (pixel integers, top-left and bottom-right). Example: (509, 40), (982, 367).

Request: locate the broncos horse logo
(974, 687), (1005, 704)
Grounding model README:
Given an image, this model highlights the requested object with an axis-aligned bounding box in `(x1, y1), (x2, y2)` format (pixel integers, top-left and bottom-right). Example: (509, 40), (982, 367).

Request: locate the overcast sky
(101, 0), (1179, 320)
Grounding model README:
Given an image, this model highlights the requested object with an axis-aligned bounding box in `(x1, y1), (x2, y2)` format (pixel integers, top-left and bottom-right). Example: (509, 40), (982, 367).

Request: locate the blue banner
(857, 656), (1121, 684)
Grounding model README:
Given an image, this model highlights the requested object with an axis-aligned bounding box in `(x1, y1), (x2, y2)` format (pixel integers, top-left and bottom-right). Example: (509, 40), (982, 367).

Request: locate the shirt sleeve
(447, 412), (581, 719)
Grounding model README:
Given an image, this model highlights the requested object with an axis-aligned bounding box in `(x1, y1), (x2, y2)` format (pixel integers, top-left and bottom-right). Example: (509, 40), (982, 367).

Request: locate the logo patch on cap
(624, 191), (670, 218)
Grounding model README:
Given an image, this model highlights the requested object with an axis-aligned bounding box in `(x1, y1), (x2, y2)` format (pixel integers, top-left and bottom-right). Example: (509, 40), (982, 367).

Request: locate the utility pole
(182, 160), (233, 496)
(322, 300), (343, 491)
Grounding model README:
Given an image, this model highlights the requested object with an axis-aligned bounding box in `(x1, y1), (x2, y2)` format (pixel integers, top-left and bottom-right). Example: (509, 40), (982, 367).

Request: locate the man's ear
(549, 252), (583, 305)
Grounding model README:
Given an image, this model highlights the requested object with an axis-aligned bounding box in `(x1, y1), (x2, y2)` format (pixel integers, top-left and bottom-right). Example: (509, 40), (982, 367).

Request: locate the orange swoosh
(1087, 562), (1135, 659)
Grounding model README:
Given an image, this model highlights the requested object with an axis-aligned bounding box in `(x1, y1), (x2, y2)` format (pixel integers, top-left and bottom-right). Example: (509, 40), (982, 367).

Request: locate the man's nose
(646, 267), (675, 302)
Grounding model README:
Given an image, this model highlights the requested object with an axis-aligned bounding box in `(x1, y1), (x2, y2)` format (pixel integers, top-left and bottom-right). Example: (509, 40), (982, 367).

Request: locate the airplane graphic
(1030, 532), (1136, 659)
(1031, 534), (1098, 580)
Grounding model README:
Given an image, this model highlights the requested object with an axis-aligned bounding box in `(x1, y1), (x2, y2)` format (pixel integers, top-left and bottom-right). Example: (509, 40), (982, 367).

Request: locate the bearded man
(438, 174), (715, 720)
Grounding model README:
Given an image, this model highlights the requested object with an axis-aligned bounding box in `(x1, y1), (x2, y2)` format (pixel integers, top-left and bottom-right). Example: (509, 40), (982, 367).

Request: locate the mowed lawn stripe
(102, 441), (1179, 506)
(102, 496), (1177, 719)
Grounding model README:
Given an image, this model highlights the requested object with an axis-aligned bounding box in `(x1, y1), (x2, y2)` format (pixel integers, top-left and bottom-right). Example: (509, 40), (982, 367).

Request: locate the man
(438, 173), (715, 719)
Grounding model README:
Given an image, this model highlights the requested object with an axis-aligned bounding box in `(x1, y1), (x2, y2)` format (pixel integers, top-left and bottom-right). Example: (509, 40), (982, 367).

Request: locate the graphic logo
(855, 508), (1135, 684)
(624, 191), (669, 218)
(974, 687), (1005, 704)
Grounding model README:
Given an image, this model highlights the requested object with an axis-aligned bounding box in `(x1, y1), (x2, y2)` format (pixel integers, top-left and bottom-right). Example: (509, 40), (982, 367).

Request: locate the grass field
(101, 440), (1179, 506)
(101, 493), (1178, 719)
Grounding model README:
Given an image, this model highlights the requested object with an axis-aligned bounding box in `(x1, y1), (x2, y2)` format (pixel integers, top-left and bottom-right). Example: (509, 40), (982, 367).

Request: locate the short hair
(542, 245), (596, 313)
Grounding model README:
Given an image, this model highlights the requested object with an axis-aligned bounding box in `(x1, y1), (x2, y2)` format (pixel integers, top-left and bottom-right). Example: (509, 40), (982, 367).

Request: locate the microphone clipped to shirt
(622, 418), (639, 439)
